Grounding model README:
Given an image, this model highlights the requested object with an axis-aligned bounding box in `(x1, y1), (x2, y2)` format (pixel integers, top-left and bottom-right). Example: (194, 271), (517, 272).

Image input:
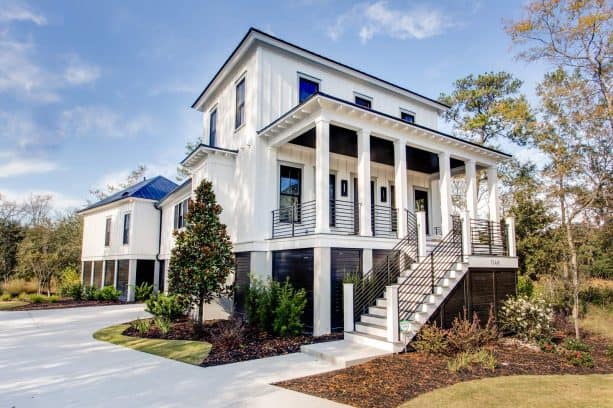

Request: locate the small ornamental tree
(168, 179), (234, 325)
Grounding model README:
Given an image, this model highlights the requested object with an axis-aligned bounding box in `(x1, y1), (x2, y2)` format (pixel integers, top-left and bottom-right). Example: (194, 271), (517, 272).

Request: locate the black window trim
(354, 92), (372, 109)
(297, 73), (321, 104)
(122, 212), (131, 245)
(235, 76), (246, 130)
(104, 217), (111, 247)
(400, 108), (416, 123)
(278, 163), (303, 223)
(209, 107), (217, 147)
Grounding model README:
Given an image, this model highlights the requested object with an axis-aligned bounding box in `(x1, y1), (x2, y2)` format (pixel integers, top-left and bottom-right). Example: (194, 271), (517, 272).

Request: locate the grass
(581, 305), (613, 340)
(0, 300), (29, 310)
(93, 323), (211, 365)
(401, 374), (613, 408)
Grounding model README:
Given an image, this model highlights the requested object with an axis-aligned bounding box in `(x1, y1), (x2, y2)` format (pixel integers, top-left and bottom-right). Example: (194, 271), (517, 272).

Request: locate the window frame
(400, 109), (416, 124)
(297, 73), (321, 104)
(234, 77), (246, 130)
(278, 163), (303, 223)
(173, 198), (190, 230)
(209, 107), (217, 147)
(104, 217), (111, 247)
(122, 213), (131, 245)
(354, 92), (372, 109)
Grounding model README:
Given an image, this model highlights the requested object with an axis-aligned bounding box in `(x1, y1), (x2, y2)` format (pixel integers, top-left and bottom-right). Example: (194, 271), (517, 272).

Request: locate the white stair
(346, 235), (468, 352)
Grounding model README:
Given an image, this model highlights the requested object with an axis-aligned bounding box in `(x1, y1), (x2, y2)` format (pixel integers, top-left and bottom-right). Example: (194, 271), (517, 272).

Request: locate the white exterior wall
(81, 199), (160, 261)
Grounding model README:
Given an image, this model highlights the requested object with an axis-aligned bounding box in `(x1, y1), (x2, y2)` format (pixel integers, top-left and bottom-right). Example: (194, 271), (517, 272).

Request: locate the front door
(414, 189), (429, 235)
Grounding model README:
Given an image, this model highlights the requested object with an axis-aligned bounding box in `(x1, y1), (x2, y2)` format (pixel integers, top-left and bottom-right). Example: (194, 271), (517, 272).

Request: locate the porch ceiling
(258, 93), (512, 163)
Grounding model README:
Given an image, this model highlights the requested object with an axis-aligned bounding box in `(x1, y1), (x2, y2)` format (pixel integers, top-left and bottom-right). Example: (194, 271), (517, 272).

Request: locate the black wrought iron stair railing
(397, 215), (463, 323)
(352, 210), (418, 321)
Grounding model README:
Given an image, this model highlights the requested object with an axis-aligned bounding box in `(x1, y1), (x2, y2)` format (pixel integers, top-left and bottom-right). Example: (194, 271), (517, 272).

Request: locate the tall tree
(0, 195), (24, 284)
(21, 194), (52, 225)
(438, 71), (534, 147)
(168, 179), (234, 325)
(89, 164), (148, 201)
(16, 222), (57, 295)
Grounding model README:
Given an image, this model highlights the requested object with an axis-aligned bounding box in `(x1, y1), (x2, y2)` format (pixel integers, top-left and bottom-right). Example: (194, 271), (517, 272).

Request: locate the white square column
(313, 247), (331, 336)
(465, 159), (478, 219)
(487, 166), (499, 221)
(358, 128), (372, 236)
(315, 118), (330, 234)
(127, 259), (137, 302)
(438, 151), (453, 235)
(394, 139), (408, 237)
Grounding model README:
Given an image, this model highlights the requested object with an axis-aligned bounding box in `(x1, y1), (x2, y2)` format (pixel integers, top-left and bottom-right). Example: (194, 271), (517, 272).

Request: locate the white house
(80, 28), (518, 350)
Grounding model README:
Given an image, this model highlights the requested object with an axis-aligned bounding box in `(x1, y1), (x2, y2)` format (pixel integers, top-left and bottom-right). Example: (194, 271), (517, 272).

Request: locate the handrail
(470, 218), (508, 256)
(353, 210), (418, 321)
(397, 215), (463, 323)
(271, 200), (316, 238)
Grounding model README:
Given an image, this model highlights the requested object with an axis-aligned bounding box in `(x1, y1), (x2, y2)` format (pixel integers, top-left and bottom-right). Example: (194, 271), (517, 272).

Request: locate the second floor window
(279, 165), (301, 222)
(299, 77), (319, 103)
(174, 199), (189, 229)
(122, 213), (130, 245)
(235, 78), (245, 129)
(401, 111), (415, 123)
(209, 109), (217, 147)
(355, 96), (372, 109)
(104, 218), (111, 246)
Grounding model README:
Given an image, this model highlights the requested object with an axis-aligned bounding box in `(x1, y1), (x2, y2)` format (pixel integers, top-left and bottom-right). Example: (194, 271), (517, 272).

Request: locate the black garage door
(234, 252), (251, 315)
(273, 249), (314, 331)
(331, 248), (362, 331)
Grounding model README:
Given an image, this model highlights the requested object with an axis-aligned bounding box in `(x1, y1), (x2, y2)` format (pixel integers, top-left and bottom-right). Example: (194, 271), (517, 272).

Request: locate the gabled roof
(78, 176), (178, 214)
(158, 177), (192, 205)
(191, 27), (449, 112)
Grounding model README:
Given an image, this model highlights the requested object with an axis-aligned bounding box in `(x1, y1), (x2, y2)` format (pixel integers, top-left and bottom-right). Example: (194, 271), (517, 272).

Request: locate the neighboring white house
(80, 28), (518, 350)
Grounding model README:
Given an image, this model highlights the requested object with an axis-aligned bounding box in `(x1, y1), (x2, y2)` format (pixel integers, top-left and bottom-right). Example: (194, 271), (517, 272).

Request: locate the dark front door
(272, 249), (314, 331)
(414, 189), (429, 235)
(331, 248), (362, 331)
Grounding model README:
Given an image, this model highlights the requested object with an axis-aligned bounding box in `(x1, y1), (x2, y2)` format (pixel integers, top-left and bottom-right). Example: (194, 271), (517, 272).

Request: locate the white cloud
(0, 1), (46, 25)
(60, 106), (153, 139)
(0, 187), (84, 211)
(0, 153), (58, 178)
(149, 81), (195, 96)
(328, 1), (453, 43)
(63, 54), (101, 85)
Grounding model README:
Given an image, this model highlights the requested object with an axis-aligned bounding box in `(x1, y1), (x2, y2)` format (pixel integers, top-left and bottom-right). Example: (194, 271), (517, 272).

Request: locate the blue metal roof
(79, 175), (178, 213)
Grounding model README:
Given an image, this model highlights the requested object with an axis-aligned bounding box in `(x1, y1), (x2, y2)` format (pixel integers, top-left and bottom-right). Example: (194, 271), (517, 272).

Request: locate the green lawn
(401, 374), (613, 408)
(0, 301), (29, 310)
(93, 323), (212, 365)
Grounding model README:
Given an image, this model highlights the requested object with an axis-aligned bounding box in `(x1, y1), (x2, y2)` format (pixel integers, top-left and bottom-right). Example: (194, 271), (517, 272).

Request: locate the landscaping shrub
(2, 279), (37, 296)
(517, 275), (534, 298)
(62, 282), (83, 300)
(579, 286), (613, 308)
(145, 294), (190, 321)
(134, 282), (153, 301)
(132, 318), (151, 336)
(605, 345), (613, 360)
(447, 349), (497, 372)
(562, 337), (591, 352)
(446, 309), (498, 353)
(18, 292), (28, 300)
(212, 318), (244, 350)
(412, 324), (449, 354)
(499, 295), (554, 342)
(83, 286), (99, 301)
(273, 280), (307, 337)
(58, 266), (81, 296)
(154, 316), (171, 336)
(533, 276), (568, 311)
(245, 277), (306, 336)
(28, 294), (46, 304)
(48, 295), (59, 303)
(342, 272), (361, 286)
(558, 348), (594, 367)
(0, 293), (12, 301)
(98, 286), (121, 301)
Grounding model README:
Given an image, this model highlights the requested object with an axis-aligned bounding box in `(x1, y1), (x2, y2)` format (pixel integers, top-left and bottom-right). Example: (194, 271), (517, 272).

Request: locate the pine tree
(168, 179), (234, 325)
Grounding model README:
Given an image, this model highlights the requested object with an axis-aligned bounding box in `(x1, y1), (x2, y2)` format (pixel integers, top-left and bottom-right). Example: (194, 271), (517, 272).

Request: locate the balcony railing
(371, 205), (398, 238)
(271, 201), (316, 238)
(330, 199), (359, 235)
(470, 218), (508, 256)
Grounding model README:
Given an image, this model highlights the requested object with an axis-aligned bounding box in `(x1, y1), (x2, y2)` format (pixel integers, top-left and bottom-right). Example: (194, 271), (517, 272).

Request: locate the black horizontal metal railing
(470, 218), (508, 256)
(353, 210), (419, 321)
(372, 205), (398, 238)
(397, 215), (462, 323)
(330, 200), (359, 235)
(271, 201), (316, 238)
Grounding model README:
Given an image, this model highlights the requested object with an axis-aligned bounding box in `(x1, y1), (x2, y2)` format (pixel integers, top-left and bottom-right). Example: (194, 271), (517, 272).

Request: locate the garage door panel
(331, 248), (362, 331)
(273, 249), (314, 330)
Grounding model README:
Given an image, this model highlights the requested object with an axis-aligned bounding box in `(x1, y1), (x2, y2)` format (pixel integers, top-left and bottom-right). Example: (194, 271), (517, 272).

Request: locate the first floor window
(401, 111), (415, 123)
(122, 213), (131, 245)
(104, 218), (111, 246)
(299, 76), (319, 103)
(279, 165), (301, 222)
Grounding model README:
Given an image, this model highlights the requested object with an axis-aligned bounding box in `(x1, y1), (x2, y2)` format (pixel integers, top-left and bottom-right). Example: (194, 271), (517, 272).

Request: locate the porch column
(438, 151), (452, 235)
(465, 159), (478, 219)
(313, 247), (331, 336)
(487, 166), (499, 221)
(315, 118), (330, 233)
(358, 128), (372, 236)
(394, 139), (408, 237)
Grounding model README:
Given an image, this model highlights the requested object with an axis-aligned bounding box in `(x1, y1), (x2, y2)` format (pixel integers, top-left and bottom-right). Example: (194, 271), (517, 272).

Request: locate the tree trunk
(558, 177), (569, 281)
(197, 298), (204, 328)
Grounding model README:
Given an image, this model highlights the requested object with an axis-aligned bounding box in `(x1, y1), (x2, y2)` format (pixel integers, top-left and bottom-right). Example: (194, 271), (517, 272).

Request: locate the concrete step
(355, 321), (387, 337)
(361, 313), (386, 326)
(368, 305), (386, 317)
(376, 298), (387, 308)
(344, 331), (405, 353)
(301, 339), (391, 367)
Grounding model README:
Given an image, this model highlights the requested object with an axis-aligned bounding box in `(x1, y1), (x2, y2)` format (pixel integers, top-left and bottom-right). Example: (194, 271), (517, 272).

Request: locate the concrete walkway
(0, 304), (348, 407)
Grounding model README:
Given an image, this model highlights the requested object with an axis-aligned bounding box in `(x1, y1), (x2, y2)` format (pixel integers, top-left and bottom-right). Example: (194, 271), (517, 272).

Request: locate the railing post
(488, 220), (493, 255)
(271, 210), (274, 239)
(291, 205), (296, 237)
(505, 216), (516, 257)
(462, 211), (471, 260)
(386, 285), (399, 343)
(416, 211), (427, 261)
(344, 283), (355, 332)
(430, 253), (435, 294)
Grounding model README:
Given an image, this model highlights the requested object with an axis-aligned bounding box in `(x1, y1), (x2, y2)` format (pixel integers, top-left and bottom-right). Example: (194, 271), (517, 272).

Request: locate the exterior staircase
(346, 221), (467, 352)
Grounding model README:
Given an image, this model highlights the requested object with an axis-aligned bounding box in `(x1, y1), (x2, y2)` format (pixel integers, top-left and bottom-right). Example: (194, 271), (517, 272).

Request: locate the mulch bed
(276, 332), (613, 408)
(10, 299), (125, 311)
(122, 318), (343, 367)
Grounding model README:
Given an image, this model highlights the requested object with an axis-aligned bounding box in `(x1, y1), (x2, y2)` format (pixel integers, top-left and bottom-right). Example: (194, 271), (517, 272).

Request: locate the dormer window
(299, 76), (319, 103)
(401, 111), (415, 123)
(235, 78), (245, 129)
(355, 95), (372, 109)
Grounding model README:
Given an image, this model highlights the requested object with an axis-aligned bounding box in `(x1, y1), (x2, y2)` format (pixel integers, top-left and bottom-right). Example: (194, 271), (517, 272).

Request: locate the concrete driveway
(0, 304), (347, 407)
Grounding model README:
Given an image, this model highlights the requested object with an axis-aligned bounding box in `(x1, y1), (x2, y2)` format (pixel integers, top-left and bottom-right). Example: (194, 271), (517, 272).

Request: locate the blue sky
(0, 0), (546, 211)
